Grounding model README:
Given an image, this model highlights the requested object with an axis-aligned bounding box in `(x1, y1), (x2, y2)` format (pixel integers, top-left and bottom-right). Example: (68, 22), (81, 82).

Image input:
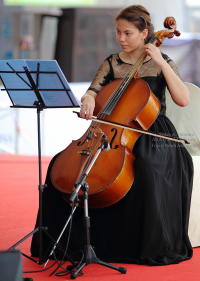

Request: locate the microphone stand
(68, 134), (127, 279)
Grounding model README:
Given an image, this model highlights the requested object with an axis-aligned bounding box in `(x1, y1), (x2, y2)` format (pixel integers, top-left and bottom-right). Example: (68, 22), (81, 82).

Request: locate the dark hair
(115, 5), (154, 44)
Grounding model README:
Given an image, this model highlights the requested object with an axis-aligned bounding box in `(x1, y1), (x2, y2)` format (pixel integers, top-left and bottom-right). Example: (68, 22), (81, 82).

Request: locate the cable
(49, 201), (77, 277)
(55, 250), (84, 277)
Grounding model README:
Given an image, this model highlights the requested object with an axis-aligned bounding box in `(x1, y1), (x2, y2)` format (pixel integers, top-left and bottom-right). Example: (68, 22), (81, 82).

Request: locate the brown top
(88, 53), (181, 115)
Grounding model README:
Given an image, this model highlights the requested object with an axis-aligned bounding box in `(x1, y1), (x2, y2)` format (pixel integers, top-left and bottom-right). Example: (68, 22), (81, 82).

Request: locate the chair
(166, 82), (200, 247)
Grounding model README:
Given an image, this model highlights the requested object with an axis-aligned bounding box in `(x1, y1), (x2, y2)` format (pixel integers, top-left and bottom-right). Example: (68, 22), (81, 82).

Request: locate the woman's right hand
(80, 91), (97, 120)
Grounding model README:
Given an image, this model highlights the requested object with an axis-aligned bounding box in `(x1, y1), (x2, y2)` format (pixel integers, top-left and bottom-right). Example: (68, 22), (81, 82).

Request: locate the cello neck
(127, 36), (158, 78)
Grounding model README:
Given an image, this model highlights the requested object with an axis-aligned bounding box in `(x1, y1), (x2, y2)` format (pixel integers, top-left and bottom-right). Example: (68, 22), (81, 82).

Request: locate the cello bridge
(78, 148), (92, 156)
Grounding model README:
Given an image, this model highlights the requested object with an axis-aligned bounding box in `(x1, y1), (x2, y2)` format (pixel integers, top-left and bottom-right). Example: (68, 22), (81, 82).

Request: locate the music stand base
(7, 227), (57, 264)
(70, 245), (126, 279)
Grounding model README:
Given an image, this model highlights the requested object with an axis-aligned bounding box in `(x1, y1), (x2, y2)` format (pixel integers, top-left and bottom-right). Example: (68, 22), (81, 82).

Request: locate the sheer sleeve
(88, 57), (112, 94)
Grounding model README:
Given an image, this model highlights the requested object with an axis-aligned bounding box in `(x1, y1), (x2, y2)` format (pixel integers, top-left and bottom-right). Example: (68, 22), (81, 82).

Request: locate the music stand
(0, 59), (81, 265)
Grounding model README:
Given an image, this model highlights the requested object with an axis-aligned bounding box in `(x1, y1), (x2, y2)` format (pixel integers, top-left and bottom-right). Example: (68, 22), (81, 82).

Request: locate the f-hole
(110, 128), (118, 149)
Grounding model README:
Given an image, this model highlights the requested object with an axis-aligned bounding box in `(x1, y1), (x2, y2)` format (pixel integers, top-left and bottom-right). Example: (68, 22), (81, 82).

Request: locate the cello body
(51, 78), (160, 208)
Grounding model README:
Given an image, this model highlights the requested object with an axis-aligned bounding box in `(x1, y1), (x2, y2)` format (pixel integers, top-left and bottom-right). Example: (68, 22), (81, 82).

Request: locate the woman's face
(116, 19), (147, 53)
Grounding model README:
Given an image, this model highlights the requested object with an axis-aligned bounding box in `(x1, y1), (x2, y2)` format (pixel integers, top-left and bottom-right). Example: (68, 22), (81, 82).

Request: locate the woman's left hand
(143, 43), (165, 67)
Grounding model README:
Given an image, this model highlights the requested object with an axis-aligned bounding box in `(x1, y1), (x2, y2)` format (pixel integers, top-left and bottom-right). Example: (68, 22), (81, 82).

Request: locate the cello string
(82, 37), (157, 173)
(73, 38), (160, 186)
(97, 55), (144, 118)
(85, 59), (143, 157)
(84, 57), (146, 172)
(86, 51), (149, 157)
(91, 43), (151, 132)
(98, 52), (147, 116)
(89, 52), (146, 149)
(101, 46), (152, 114)
(104, 37), (156, 113)
(97, 36), (156, 118)
(77, 36), (162, 186)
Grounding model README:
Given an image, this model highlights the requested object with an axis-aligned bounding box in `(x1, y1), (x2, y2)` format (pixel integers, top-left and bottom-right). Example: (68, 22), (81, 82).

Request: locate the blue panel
(0, 59), (81, 108)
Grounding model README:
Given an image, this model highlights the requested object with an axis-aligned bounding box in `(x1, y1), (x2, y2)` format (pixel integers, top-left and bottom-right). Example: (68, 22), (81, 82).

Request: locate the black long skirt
(31, 115), (194, 265)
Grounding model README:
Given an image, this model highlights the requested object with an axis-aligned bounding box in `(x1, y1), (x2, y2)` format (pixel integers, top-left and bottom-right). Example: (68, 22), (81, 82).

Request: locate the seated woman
(31, 4), (193, 266)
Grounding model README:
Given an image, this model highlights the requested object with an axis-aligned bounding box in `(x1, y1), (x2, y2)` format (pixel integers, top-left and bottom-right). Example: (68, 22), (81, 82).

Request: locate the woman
(31, 5), (193, 265)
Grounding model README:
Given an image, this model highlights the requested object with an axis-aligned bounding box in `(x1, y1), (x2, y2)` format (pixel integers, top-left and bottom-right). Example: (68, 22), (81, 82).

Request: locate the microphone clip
(101, 134), (110, 152)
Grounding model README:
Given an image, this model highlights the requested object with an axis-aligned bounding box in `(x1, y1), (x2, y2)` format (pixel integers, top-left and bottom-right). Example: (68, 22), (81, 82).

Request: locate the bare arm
(160, 60), (190, 106)
(144, 43), (190, 107)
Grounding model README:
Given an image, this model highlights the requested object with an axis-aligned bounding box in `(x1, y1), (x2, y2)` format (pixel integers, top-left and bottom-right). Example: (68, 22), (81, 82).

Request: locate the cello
(51, 17), (182, 208)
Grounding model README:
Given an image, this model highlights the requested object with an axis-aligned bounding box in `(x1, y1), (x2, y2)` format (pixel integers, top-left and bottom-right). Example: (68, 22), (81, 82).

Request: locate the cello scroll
(154, 17), (181, 46)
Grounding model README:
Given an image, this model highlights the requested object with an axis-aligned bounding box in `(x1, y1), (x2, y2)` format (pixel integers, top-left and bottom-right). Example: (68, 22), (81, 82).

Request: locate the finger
(145, 44), (155, 51)
(88, 106), (94, 120)
(81, 103), (88, 120)
(143, 45), (152, 55)
(144, 43), (153, 49)
(144, 48), (152, 56)
(145, 43), (157, 49)
(80, 104), (87, 118)
(85, 105), (92, 120)
(79, 109), (83, 118)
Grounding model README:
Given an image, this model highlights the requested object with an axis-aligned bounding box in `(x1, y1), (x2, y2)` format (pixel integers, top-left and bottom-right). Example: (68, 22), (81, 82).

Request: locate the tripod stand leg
(7, 227), (41, 251)
(7, 227), (50, 264)
(69, 201), (127, 279)
(70, 245), (127, 279)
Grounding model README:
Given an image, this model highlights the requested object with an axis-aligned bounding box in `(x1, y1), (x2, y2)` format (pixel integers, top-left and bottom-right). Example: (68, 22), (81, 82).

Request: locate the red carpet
(0, 153), (200, 281)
